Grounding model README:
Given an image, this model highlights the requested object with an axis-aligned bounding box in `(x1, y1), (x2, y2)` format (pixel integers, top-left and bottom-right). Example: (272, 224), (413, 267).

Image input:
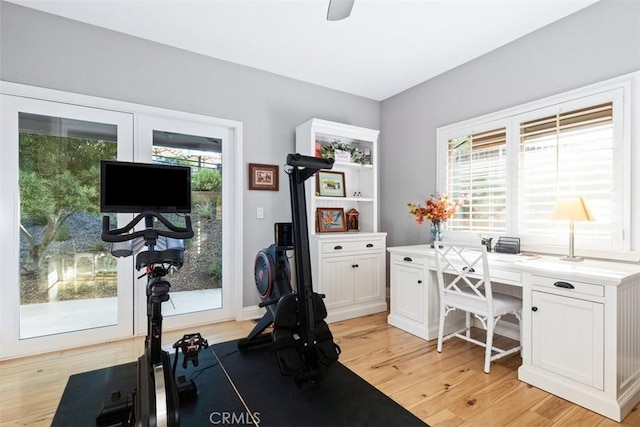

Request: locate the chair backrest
(434, 244), (494, 312)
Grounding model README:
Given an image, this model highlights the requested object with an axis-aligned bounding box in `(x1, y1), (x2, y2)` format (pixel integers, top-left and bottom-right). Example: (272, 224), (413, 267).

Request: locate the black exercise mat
(52, 347), (245, 426)
(53, 339), (427, 426)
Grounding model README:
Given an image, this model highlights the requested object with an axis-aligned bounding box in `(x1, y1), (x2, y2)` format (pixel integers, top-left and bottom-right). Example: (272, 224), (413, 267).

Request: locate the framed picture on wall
(317, 207), (347, 233)
(248, 163), (279, 191)
(316, 170), (346, 197)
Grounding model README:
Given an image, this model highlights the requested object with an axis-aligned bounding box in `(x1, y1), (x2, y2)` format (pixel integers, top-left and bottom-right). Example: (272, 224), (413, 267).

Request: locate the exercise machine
(99, 211), (208, 426)
(96, 161), (208, 427)
(238, 153), (341, 385)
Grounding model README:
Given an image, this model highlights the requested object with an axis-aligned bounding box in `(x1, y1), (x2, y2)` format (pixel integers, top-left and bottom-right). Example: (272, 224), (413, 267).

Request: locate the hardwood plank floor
(1, 312), (638, 426)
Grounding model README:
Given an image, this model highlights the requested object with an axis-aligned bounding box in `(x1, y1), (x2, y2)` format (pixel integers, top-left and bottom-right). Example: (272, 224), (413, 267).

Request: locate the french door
(136, 115), (234, 332)
(1, 89), (240, 359)
(0, 95), (135, 358)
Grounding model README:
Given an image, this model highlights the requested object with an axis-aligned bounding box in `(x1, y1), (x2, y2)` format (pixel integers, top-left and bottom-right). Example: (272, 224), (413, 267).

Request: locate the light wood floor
(1, 311), (638, 426)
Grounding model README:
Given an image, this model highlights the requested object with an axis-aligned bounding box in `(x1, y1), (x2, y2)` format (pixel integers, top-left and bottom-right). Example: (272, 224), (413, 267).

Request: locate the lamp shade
(550, 197), (594, 222)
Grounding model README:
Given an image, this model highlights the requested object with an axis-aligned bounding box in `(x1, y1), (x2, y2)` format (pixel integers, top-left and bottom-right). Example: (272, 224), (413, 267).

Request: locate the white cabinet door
(320, 256), (355, 309)
(320, 252), (384, 310)
(353, 253), (383, 304)
(531, 290), (604, 390)
(392, 263), (425, 324)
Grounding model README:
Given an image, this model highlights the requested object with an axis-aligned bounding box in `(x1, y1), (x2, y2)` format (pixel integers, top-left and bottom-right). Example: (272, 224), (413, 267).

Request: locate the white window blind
(446, 128), (507, 233)
(438, 79), (629, 255)
(519, 102), (614, 245)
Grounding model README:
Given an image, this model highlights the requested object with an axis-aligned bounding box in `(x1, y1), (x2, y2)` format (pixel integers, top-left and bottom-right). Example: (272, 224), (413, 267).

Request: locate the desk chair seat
(435, 244), (522, 373)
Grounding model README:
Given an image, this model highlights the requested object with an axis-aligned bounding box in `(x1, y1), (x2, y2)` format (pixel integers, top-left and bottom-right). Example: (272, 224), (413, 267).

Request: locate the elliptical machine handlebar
(101, 211), (194, 243)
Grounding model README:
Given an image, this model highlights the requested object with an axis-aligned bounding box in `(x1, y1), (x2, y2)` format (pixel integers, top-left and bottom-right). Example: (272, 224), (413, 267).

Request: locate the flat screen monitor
(100, 160), (191, 213)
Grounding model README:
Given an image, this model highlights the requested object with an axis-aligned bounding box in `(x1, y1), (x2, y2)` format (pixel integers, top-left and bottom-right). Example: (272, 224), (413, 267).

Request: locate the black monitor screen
(100, 160), (191, 213)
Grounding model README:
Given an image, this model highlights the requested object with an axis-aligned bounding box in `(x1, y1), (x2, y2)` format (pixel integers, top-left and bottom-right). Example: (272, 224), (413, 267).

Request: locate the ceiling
(7, 0), (599, 101)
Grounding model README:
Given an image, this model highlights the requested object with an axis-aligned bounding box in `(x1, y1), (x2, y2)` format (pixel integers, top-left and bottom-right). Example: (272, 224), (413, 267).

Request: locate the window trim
(436, 72), (638, 261)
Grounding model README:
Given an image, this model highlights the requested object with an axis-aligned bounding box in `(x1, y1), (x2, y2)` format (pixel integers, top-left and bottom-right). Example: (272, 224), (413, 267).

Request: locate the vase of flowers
(430, 220), (443, 247)
(408, 193), (464, 247)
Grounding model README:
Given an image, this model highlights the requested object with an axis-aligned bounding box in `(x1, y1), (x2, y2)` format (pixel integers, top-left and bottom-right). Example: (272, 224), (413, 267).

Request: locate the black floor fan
(238, 153), (341, 385)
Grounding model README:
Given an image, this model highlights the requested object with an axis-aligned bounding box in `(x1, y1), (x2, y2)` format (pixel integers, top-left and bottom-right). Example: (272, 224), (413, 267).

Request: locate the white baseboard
(237, 305), (265, 321)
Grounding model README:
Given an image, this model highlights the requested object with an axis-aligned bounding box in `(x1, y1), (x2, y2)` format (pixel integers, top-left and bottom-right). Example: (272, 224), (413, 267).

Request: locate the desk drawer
(427, 260), (521, 285)
(531, 275), (604, 298)
(487, 268), (521, 285)
(392, 254), (427, 268)
(322, 238), (384, 254)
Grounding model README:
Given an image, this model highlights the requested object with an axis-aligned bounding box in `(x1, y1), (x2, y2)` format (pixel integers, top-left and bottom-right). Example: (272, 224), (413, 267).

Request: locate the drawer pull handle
(366, 243), (374, 248)
(403, 257), (413, 262)
(532, 306), (538, 312)
(334, 245), (343, 250)
(417, 280), (423, 284)
(554, 281), (574, 289)
(352, 264), (359, 268)
(462, 267), (475, 273)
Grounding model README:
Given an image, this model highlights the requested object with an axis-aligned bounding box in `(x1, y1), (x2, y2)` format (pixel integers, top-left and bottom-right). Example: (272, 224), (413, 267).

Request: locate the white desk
(387, 244), (640, 422)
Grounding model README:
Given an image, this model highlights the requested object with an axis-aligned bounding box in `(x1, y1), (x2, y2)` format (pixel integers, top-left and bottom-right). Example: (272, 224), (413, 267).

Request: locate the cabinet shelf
(331, 161), (373, 170)
(315, 196), (373, 203)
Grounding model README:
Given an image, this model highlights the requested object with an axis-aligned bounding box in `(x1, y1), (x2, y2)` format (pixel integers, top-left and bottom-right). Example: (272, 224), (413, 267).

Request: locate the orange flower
(408, 193), (464, 225)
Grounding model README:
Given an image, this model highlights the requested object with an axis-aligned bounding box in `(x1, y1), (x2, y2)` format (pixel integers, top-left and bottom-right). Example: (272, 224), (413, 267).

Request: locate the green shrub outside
(192, 168), (221, 192)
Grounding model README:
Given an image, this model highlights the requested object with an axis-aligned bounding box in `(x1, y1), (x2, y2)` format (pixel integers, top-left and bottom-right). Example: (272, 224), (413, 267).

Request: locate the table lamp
(550, 196), (594, 262)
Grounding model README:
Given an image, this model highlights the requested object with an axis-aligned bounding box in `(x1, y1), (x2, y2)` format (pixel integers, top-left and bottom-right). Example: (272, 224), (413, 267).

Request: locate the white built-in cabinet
(518, 271), (637, 422)
(295, 119), (387, 322)
(388, 253), (430, 338)
(529, 281), (604, 390)
(388, 249), (468, 341)
(387, 244), (640, 422)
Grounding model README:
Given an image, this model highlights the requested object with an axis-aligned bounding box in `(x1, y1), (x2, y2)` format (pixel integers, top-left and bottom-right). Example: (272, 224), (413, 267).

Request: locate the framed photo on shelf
(317, 208), (347, 233)
(248, 163), (279, 191)
(316, 170), (346, 197)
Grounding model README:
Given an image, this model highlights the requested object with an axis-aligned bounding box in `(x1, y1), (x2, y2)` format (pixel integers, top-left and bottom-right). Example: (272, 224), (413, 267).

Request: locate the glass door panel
(18, 113), (120, 338)
(0, 95), (134, 358)
(152, 131), (223, 316)
(136, 115), (233, 331)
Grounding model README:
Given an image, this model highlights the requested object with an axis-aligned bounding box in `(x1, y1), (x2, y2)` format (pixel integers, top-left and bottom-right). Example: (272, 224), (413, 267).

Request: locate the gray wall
(0, 1), (380, 308)
(3, 0), (639, 309)
(380, 0), (640, 248)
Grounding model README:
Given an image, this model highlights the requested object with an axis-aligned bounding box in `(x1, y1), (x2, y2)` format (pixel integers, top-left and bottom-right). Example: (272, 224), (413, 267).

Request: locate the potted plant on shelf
(319, 139), (366, 165)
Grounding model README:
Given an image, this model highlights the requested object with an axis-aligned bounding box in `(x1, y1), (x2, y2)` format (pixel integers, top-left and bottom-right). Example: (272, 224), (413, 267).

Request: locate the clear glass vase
(430, 221), (443, 248)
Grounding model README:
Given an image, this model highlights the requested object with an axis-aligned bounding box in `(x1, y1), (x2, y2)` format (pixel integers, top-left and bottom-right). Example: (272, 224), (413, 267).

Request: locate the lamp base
(560, 255), (584, 262)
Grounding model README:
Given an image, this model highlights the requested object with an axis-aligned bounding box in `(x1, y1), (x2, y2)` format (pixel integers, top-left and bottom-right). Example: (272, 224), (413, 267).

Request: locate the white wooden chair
(434, 244), (522, 373)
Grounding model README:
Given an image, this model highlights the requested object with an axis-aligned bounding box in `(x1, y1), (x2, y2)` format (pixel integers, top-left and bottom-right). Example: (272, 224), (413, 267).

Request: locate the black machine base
(237, 332), (272, 349)
(95, 334), (207, 426)
(95, 390), (133, 426)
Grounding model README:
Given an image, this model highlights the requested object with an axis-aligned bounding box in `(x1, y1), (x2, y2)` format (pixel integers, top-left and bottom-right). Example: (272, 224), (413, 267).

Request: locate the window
(519, 102), (615, 247)
(447, 127), (507, 234)
(437, 79), (630, 255)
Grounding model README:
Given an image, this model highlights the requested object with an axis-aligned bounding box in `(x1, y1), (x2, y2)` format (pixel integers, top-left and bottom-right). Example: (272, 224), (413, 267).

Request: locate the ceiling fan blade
(327, 0), (355, 21)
